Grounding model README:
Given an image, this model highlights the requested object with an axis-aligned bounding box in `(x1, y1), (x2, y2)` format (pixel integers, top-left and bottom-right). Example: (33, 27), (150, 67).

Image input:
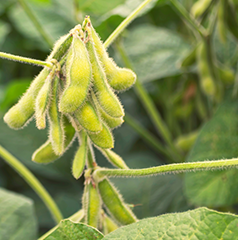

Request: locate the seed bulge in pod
(86, 30), (124, 118)
(72, 131), (87, 179)
(88, 122), (114, 149)
(4, 67), (50, 129)
(48, 76), (65, 155)
(87, 19), (136, 91)
(59, 35), (91, 113)
(74, 100), (102, 133)
(82, 181), (101, 228)
(32, 116), (75, 163)
(97, 178), (137, 225)
(35, 69), (55, 129)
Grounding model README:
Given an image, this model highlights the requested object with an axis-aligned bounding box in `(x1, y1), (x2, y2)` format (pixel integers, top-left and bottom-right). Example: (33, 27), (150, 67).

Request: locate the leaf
(0, 20), (10, 48)
(184, 96), (238, 206)
(103, 207), (238, 239)
(0, 188), (37, 240)
(122, 24), (191, 83)
(44, 219), (103, 240)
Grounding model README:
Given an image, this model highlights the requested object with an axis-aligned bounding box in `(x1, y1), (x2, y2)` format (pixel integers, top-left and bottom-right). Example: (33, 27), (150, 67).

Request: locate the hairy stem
(0, 51), (52, 68)
(104, 0), (156, 48)
(0, 145), (63, 224)
(18, 0), (53, 47)
(124, 114), (174, 162)
(95, 158), (238, 178)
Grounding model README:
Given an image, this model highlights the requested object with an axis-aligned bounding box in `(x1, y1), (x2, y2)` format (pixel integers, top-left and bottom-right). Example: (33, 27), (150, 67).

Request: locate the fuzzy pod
(4, 67), (50, 129)
(88, 21), (136, 91)
(102, 214), (118, 235)
(74, 100), (102, 133)
(216, 65), (235, 85)
(191, 0), (213, 18)
(87, 139), (96, 168)
(86, 34), (124, 118)
(100, 149), (128, 169)
(48, 76), (65, 155)
(88, 122), (114, 149)
(72, 131), (87, 179)
(196, 42), (216, 97)
(59, 35), (91, 113)
(82, 181), (101, 228)
(47, 33), (73, 61)
(97, 178), (137, 225)
(32, 117), (76, 163)
(35, 70), (55, 129)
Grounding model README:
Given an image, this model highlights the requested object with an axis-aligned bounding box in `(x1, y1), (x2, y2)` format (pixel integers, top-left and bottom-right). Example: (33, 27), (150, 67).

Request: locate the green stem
(94, 158), (238, 179)
(169, 0), (207, 38)
(0, 51), (52, 68)
(124, 114), (174, 162)
(0, 145), (63, 224)
(18, 0), (53, 47)
(104, 0), (156, 48)
(38, 209), (84, 240)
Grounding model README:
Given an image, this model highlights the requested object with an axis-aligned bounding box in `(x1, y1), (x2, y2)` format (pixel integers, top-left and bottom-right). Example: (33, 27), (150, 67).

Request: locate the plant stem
(169, 0), (207, 38)
(18, 0), (53, 47)
(0, 145), (63, 224)
(38, 209), (84, 240)
(95, 158), (238, 178)
(124, 114), (174, 162)
(104, 0), (156, 48)
(0, 51), (52, 68)
(115, 42), (182, 162)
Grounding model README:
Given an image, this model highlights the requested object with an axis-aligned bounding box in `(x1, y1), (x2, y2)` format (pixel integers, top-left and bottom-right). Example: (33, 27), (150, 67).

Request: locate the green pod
(103, 214), (118, 235)
(35, 70), (55, 129)
(100, 149), (128, 169)
(86, 33), (124, 118)
(48, 76), (65, 155)
(32, 117), (76, 163)
(180, 45), (198, 68)
(82, 182), (101, 228)
(226, 0), (238, 41)
(74, 100), (102, 133)
(217, 0), (227, 43)
(175, 130), (198, 152)
(91, 91), (124, 129)
(97, 178), (137, 225)
(59, 35), (91, 113)
(87, 140), (96, 168)
(191, 0), (213, 18)
(88, 122), (114, 149)
(196, 42), (216, 97)
(89, 21), (136, 91)
(72, 131), (87, 179)
(216, 65), (235, 85)
(4, 67), (50, 129)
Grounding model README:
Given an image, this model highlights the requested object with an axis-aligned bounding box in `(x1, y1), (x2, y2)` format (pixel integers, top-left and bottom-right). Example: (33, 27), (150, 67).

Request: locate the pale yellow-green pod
(216, 65), (235, 85)
(97, 178), (137, 225)
(72, 131), (87, 179)
(87, 139), (96, 168)
(86, 35), (124, 118)
(88, 122), (114, 149)
(100, 149), (128, 169)
(82, 181), (101, 228)
(48, 76), (65, 155)
(32, 116), (76, 163)
(4, 67), (50, 129)
(67, 114), (82, 132)
(74, 100), (102, 133)
(87, 20), (136, 91)
(59, 35), (91, 113)
(35, 70), (55, 129)
(191, 0), (213, 18)
(175, 130), (198, 152)
(103, 214), (118, 235)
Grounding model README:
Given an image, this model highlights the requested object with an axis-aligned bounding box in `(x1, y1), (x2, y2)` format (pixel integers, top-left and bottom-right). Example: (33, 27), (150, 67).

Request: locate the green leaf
(103, 207), (238, 239)
(122, 24), (191, 82)
(0, 188), (37, 240)
(184, 96), (238, 206)
(44, 219), (103, 240)
(0, 20), (10, 48)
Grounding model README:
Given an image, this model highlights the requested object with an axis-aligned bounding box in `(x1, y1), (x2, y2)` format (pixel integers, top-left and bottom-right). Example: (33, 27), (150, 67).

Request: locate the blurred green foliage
(1, 0), (238, 238)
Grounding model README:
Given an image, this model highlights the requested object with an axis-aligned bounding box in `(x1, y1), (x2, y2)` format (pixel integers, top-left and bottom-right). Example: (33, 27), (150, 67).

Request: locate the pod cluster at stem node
(3, 16), (136, 178)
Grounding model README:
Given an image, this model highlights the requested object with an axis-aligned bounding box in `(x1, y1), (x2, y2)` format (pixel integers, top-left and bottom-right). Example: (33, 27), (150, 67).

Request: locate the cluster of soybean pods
(3, 16), (138, 230)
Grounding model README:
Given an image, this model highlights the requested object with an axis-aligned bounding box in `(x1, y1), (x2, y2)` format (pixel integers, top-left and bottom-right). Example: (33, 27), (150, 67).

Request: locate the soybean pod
(191, 0), (213, 18)
(97, 178), (137, 225)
